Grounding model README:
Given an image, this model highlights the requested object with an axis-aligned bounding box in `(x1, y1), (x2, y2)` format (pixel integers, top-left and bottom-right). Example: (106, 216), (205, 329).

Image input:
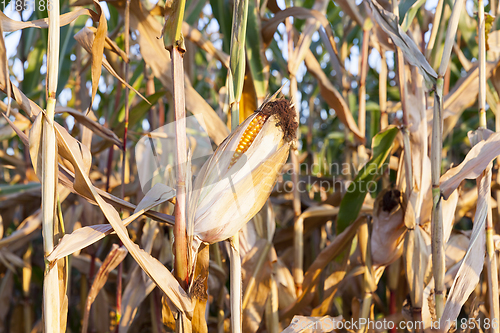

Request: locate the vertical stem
(290, 76), (302, 295)
(430, 0), (465, 321)
(121, 0), (131, 200)
(226, 0), (249, 330)
(43, 0), (61, 329)
(379, 49), (390, 188)
(358, 218), (374, 333)
(286, 12), (303, 295)
(358, 19), (371, 165)
(431, 79), (445, 320)
(228, 237), (242, 333)
(479, 0), (487, 129)
(425, 0), (445, 58)
(172, 46), (189, 289)
(379, 50), (388, 130)
(478, 0), (499, 327)
(116, 0), (131, 325)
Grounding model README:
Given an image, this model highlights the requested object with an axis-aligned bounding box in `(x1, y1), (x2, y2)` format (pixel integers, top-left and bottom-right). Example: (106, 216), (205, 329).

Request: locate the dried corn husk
(190, 99), (297, 246)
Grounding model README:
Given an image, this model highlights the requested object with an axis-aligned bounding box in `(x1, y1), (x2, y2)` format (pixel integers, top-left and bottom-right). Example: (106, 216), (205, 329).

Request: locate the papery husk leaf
(193, 112), (291, 244)
(190, 244), (209, 333)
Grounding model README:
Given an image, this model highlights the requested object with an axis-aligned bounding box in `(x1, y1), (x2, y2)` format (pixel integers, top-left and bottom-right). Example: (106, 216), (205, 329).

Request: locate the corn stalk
(227, 0), (250, 331)
(43, 0), (61, 331)
(358, 18), (372, 165)
(478, 1), (500, 329)
(164, 0), (190, 331)
(431, 0), (464, 320)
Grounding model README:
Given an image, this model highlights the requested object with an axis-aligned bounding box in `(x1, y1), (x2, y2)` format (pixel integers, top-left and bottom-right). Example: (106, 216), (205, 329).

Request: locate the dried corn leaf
(370, 0), (437, 88)
(371, 189), (405, 266)
(304, 50), (364, 143)
(48, 183), (174, 261)
(440, 130), (500, 199)
(128, 0), (228, 145)
(82, 244), (128, 333)
(441, 168), (490, 331)
(74, 27), (148, 104)
(280, 216), (364, 319)
(52, 124), (193, 316)
(0, 211), (41, 249)
(0, 7), (98, 32)
(55, 106), (122, 147)
(442, 189), (459, 244)
(119, 266), (155, 333)
(28, 112), (43, 179)
(89, 0), (107, 110)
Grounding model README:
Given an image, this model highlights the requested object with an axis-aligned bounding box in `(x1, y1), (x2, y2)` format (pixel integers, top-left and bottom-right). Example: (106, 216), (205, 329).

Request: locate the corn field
(2, 0), (500, 331)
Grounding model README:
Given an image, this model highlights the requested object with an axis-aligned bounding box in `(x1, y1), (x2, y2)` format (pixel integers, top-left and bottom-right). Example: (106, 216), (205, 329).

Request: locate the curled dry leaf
(370, 0), (437, 88)
(303, 50), (364, 143)
(280, 216), (365, 320)
(82, 244), (128, 333)
(371, 189), (405, 267)
(440, 178), (489, 331)
(440, 129), (500, 199)
(55, 106), (122, 148)
(74, 27), (148, 104)
(48, 183), (175, 261)
(88, 0), (107, 110)
(440, 133), (492, 332)
(0, 7), (98, 32)
(0, 211), (41, 249)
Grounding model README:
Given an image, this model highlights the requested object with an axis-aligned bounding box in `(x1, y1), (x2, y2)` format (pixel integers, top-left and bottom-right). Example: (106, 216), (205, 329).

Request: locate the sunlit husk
(191, 112), (291, 243)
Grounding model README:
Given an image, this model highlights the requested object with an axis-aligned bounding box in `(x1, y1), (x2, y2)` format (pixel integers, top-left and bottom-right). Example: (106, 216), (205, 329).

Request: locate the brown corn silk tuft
(259, 99), (298, 142)
(229, 98), (297, 168)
